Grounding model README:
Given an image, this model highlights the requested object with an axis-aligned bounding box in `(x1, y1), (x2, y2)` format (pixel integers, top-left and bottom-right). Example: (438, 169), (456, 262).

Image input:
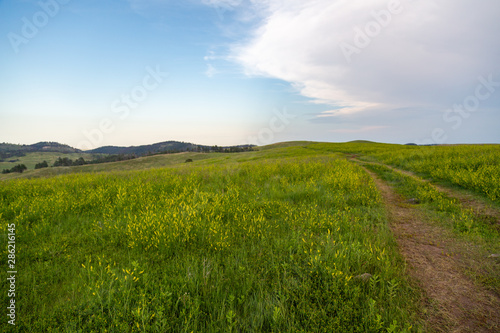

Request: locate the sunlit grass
(0, 153), (421, 332)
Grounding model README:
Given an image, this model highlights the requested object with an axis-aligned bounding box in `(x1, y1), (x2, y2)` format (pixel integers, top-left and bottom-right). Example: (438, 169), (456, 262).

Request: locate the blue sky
(1, 0), (499, 149)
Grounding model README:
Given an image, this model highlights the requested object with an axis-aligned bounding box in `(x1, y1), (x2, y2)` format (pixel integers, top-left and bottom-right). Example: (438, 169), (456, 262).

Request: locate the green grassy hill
(1, 141), (499, 331)
(0, 152), (103, 172)
(0, 142), (318, 180)
(0, 142), (421, 332)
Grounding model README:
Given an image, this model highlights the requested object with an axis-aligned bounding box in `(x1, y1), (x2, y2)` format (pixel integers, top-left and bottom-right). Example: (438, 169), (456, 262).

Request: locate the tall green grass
(0, 154), (421, 332)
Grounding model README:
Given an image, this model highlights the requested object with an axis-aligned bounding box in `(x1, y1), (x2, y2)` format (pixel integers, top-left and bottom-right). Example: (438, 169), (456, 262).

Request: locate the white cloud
(228, 0), (500, 116)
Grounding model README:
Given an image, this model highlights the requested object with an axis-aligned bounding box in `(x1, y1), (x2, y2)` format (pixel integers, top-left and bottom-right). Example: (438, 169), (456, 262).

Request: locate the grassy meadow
(0, 152), (102, 172)
(315, 142), (500, 204)
(369, 145), (500, 204)
(1, 142), (499, 331)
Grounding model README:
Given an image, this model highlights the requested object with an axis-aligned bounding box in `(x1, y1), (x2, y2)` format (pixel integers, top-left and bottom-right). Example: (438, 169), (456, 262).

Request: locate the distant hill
(87, 141), (199, 155)
(347, 140), (376, 144)
(0, 142), (81, 160)
(0, 140), (255, 161)
(86, 141), (255, 155)
(0, 141), (81, 153)
(29, 142), (82, 153)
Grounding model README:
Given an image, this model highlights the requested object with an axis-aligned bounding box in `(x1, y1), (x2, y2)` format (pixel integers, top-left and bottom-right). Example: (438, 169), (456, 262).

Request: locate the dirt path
(357, 159), (500, 227)
(360, 166), (500, 332)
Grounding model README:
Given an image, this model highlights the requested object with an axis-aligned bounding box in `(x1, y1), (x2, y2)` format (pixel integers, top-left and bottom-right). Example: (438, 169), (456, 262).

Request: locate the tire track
(355, 158), (500, 227)
(360, 165), (500, 333)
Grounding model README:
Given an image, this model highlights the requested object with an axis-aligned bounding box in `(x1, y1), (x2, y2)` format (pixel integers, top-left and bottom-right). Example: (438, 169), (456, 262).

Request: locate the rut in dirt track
(360, 166), (500, 333)
(361, 160), (500, 228)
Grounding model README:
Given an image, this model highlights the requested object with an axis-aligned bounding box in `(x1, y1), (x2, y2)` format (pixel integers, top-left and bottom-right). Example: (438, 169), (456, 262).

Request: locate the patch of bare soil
(362, 167), (500, 333)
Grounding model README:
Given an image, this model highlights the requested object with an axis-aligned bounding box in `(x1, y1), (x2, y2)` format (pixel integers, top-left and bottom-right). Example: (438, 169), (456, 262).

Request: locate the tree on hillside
(35, 161), (49, 169)
(74, 157), (86, 165)
(54, 157), (73, 167)
(11, 164), (27, 173)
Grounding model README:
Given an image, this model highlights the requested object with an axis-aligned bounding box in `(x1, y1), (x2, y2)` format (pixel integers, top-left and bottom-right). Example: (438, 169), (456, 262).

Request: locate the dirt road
(360, 165), (500, 332)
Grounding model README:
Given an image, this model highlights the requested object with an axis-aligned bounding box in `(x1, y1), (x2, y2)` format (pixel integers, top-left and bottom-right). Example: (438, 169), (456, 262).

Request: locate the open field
(1, 142), (499, 332)
(0, 152), (214, 181)
(361, 145), (500, 204)
(308, 143), (500, 206)
(0, 152), (103, 172)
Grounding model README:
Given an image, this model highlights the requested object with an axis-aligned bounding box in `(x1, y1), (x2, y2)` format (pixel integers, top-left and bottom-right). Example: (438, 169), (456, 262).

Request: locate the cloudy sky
(1, 0), (499, 149)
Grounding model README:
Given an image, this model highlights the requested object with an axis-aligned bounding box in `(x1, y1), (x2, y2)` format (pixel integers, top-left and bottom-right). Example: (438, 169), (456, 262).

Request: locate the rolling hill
(86, 141), (254, 155)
